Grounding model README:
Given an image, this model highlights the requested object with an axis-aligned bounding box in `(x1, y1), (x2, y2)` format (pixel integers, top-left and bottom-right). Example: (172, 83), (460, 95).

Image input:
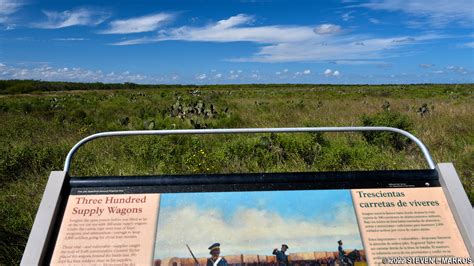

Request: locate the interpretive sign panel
(51, 194), (160, 265)
(352, 187), (470, 265)
(48, 185), (471, 265)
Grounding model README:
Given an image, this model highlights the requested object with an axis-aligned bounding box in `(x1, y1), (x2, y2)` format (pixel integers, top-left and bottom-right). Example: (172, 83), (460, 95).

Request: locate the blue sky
(154, 190), (363, 259)
(1, 0), (473, 84)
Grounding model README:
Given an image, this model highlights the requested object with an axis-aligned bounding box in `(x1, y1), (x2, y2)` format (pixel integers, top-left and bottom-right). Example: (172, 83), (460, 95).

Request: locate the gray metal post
(21, 171), (67, 266)
(437, 163), (474, 256)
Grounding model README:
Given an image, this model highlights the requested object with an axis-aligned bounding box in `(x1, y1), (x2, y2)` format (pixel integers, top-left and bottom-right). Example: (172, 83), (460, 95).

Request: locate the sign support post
(437, 163), (474, 254)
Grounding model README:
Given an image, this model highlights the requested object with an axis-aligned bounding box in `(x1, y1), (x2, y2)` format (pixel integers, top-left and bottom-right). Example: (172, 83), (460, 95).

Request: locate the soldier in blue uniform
(272, 244), (289, 265)
(207, 243), (228, 266)
(338, 240), (348, 265)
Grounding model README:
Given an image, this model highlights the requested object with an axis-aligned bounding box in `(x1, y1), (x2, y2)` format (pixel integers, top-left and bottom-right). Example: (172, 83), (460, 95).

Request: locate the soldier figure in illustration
(338, 240), (346, 261)
(272, 244), (289, 265)
(207, 243), (228, 266)
(338, 240), (354, 265)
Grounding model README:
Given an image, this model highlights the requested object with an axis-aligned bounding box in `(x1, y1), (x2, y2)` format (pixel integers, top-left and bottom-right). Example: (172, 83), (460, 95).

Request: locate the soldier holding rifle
(207, 243), (228, 266)
(186, 243), (228, 266)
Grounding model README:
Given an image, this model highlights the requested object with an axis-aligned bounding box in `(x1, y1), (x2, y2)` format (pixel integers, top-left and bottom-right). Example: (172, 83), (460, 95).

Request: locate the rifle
(186, 244), (201, 266)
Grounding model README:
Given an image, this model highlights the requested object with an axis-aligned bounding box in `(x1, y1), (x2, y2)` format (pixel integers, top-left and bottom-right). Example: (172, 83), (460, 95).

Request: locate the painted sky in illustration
(154, 189), (363, 259)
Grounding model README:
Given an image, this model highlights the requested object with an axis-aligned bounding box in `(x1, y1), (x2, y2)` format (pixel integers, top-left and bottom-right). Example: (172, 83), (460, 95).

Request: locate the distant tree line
(0, 80), (197, 94)
(0, 79), (333, 94)
(0, 79), (472, 95)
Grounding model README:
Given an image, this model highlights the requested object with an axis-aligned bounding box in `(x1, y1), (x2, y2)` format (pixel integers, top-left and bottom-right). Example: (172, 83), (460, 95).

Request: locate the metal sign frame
(21, 127), (472, 265)
(63, 127), (436, 173)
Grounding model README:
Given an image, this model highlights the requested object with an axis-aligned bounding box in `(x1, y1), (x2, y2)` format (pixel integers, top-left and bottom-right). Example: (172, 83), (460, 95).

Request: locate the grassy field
(0, 82), (473, 264)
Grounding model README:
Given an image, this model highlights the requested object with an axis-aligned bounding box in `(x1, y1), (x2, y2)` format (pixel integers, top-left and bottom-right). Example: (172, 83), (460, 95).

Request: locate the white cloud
(324, 69), (340, 77)
(0, 63), (466, 84)
(196, 73), (207, 80)
(368, 18), (380, 24)
(342, 12), (354, 21)
(112, 14), (450, 63)
(0, 0), (23, 16)
(107, 36), (154, 46)
(99, 12), (174, 34)
(33, 7), (110, 29)
(0, 0), (24, 24)
(303, 69), (311, 75)
(112, 14), (317, 45)
(154, 204), (362, 259)
(237, 33), (446, 63)
(53, 38), (89, 41)
(333, 60), (383, 65)
(215, 13), (254, 29)
(0, 63), (156, 83)
(214, 73), (222, 78)
(276, 69), (290, 76)
(358, 0), (474, 27)
(445, 65), (468, 74)
(419, 63), (434, 68)
(463, 42), (474, 48)
(313, 24), (342, 35)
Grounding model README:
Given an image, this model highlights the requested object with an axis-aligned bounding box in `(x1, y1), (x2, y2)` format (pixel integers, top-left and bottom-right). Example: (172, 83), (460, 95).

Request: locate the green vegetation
(361, 111), (412, 150)
(0, 81), (473, 264)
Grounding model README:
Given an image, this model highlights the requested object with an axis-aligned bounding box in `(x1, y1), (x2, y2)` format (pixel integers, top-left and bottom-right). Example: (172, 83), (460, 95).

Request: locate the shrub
(360, 111), (413, 150)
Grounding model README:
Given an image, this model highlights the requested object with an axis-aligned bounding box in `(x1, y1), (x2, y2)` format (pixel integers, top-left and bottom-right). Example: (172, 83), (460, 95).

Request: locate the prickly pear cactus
(168, 96), (228, 124)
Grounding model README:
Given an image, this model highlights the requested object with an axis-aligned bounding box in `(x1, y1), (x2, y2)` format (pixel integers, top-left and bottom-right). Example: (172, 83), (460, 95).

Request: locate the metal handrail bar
(64, 127), (436, 173)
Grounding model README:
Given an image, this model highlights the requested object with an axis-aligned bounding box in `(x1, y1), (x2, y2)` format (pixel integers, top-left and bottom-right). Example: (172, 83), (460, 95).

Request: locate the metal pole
(63, 127), (436, 173)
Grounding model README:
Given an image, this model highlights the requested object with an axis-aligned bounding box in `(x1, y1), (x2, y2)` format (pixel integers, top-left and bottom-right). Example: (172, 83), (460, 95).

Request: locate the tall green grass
(0, 83), (473, 264)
